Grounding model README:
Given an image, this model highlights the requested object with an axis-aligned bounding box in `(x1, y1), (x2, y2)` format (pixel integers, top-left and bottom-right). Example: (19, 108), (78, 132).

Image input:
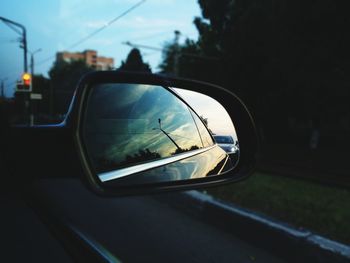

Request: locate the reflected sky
(174, 88), (237, 140)
(83, 83), (205, 173)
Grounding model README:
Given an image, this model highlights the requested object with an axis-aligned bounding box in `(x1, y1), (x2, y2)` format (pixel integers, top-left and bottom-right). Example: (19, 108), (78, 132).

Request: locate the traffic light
(16, 72), (32, 92)
(22, 73), (31, 86)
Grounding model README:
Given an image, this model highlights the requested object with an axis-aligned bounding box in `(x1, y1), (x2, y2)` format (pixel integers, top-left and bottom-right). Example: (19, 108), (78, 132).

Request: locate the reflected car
(213, 135), (239, 155)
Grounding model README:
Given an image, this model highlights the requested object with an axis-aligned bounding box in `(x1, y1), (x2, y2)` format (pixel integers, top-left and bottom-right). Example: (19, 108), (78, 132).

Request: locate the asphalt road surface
(0, 156), (285, 263)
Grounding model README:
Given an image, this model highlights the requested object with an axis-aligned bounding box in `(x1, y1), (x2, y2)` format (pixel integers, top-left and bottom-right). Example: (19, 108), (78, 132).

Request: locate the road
(0, 156), (285, 263)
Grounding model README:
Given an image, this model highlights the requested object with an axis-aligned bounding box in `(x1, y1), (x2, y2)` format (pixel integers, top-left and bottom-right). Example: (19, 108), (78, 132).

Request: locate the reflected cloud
(174, 88), (238, 140)
(84, 83), (203, 173)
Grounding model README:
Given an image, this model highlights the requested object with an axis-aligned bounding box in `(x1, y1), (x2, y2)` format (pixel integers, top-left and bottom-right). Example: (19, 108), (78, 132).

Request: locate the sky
(175, 88), (238, 139)
(0, 0), (201, 97)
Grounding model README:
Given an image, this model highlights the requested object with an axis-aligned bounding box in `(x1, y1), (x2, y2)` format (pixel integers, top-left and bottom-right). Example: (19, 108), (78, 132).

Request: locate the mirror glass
(82, 83), (239, 186)
(174, 89), (239, 161)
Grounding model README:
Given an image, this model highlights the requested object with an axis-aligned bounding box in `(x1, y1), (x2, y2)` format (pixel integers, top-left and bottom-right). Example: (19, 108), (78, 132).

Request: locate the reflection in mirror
(83, 83), (204, 172)
(174, 88), (239, 162)
(82, 83), (238, 186)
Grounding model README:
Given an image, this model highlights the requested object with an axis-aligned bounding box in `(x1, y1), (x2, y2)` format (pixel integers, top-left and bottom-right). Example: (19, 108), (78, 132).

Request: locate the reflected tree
(171, 145), (200, 155)
(95, 148), (161, 173)
(200, 115), (213, 134)
(124, 148), (161, 165)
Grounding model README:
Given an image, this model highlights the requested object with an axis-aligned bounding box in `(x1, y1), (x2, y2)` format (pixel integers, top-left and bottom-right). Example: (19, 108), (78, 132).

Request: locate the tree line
(5, 0), (350, 154)
(159, 0), (350, 153)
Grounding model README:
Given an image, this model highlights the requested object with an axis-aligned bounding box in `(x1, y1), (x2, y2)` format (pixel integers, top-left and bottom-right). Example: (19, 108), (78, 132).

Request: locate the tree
(200, 115), (213, 134)
(159, 33), (221, 83)
(160, 0), (350, 147)
(118, 48), (151, 73)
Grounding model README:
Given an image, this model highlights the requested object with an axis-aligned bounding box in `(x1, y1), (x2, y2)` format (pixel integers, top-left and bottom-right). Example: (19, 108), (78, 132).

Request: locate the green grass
(206, 172), (350, 245)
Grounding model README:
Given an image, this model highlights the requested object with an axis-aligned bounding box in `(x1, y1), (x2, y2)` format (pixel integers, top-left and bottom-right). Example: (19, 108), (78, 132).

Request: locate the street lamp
(0, 16), (28, 73)
(29, 48), (42, 76)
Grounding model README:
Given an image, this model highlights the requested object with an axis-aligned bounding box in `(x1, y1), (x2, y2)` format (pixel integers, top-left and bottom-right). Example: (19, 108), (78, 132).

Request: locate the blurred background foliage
(160, 0), (350, 180)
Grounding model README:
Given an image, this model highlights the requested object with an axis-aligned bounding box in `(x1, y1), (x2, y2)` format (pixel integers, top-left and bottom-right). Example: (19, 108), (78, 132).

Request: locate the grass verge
(206, 172), (350, 245)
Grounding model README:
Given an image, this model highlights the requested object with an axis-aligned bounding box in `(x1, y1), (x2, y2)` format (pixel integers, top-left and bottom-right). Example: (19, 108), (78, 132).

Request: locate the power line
(0, 37), (20, 43)
(124, 41), (163, 52)
(142, 51), (160, 57)
(3, 0), (147, 97)
(66, 0), (146, 51)
(128, 30), (173, 42)
(123, 41), (219, 61)
(36, 54), (56, 67)
(36, 0), (147, 68)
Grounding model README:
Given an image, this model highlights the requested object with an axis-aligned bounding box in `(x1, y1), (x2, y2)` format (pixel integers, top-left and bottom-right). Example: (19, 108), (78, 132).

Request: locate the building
(56, 50), (114, 70)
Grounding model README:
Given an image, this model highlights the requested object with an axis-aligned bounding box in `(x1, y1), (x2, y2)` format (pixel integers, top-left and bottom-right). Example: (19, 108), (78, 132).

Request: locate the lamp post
(0, 16), (28, 73)
(0, 17), (30, 125)
(28, 48), (42, 126)
(29, 48), (42, 76)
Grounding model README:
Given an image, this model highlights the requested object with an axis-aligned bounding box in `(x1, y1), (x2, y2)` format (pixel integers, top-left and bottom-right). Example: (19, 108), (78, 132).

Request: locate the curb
(158, 190), (350, 263)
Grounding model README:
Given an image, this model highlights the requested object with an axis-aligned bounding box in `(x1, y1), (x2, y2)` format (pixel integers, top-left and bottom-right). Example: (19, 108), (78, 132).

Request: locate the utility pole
(0, 17), (30, 125)
(173, 30), (181, 76)
(0, 78), (7, 98)
(29, 48), (42, 76)
(0, 16), (28, 73)
(28, 49), (42, 126)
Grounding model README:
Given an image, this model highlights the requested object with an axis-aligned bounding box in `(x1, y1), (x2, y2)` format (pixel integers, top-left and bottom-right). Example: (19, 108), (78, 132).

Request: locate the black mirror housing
(65, 71), (258, 196)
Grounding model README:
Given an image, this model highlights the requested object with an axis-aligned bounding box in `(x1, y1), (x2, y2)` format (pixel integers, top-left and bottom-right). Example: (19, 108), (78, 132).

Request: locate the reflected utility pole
(155, 118), (182, 151)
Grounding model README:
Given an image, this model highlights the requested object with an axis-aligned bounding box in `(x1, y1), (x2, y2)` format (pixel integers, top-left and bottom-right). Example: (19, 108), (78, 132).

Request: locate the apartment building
(56, 50), (114, 70)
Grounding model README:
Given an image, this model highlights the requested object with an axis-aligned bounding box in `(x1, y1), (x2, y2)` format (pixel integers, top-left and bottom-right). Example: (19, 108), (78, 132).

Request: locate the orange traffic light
(22, 73), (31, 86)
(16, 73), (32, 92)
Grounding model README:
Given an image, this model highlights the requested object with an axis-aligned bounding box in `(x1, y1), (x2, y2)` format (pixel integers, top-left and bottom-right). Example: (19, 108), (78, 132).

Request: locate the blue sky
(0, 0), (201, 96)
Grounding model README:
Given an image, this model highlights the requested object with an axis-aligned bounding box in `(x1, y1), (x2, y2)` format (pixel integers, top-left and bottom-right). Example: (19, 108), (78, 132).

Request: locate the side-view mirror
(68, 71), (257, 195)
